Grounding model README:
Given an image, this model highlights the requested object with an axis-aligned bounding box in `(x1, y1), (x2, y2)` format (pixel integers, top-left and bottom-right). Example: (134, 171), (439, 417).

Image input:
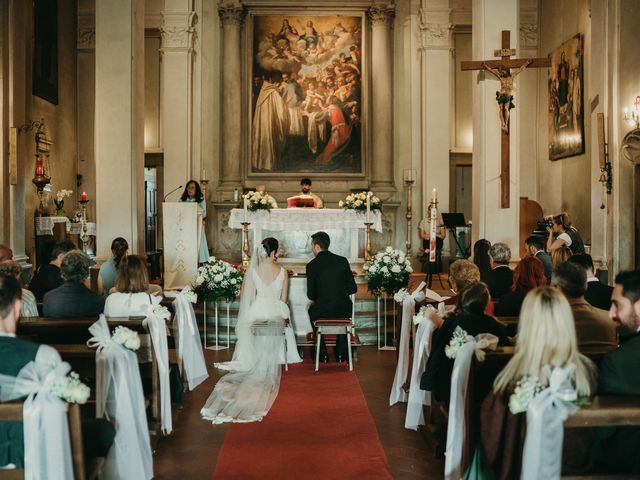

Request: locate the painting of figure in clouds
(251, 15), (363, 174)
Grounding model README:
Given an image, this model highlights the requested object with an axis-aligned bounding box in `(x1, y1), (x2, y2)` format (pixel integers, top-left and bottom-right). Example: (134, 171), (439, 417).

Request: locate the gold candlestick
(364, 222), (373, 261)
(405, 179), (414, 255)
(241, 222), (251, 270)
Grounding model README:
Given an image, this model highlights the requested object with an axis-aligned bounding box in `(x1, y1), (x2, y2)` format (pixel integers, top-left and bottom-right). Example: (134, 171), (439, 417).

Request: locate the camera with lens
(537, 219), (553, 230)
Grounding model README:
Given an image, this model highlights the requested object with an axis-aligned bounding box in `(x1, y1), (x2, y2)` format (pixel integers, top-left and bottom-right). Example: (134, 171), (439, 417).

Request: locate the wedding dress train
(201, 267), (302, 424)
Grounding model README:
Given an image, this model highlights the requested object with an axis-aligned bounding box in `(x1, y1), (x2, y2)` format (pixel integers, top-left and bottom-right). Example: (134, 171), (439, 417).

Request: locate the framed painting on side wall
(548, 33), (584, 160)
(248, 13), (365, 175)
(32, 0), (59, 105)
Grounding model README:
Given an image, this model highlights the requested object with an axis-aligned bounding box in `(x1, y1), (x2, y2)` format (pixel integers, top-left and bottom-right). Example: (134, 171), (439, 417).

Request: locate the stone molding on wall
(520, 9), (539, 49)
(160, 11), (197, 51)
(77, 15), (95, 50)
(218, 3), (246, 27)
(418, 8), (453, 52)
(368, 4), (395, 27)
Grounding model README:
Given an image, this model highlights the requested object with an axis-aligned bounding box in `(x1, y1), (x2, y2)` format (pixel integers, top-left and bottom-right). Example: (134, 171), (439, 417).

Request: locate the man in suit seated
(524, 235), (552, 280)
(29, 240), (75, 299)
(43, 250), (105, 318)
(592, 270), (640, 474)
(568, 253), (613, 310)
(0, 273), (115, 469)
(482, 242), (513, 299)
(306, 231), (357, 362)
(551, 261), (618, 349)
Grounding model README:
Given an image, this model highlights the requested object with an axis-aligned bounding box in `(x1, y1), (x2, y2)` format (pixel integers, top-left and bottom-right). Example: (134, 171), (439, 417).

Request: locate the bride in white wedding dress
(201, 237), (302, 424)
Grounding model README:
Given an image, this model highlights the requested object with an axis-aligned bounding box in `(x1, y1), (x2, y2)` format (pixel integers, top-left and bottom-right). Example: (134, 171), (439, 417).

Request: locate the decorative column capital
(77, 14), (95, 50)
(160, 11), (197, 51)
(418, 8), (453, 51)
(368, 4), (395, 27)
(218, 3), (245, 28)
(520, 9), (539, 49)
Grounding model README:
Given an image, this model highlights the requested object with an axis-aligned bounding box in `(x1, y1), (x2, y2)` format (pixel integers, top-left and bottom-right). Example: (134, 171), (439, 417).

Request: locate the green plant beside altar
(243, 190), (277, 211)
(193, 256), (243, 303)
(339, 191), (382, 212)
(53, 189), (73, 216)
(363, 246), (412, 296)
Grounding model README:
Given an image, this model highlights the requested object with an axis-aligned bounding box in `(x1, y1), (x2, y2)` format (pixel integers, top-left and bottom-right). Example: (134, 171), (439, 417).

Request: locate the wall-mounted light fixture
(623, 96), (640, 129)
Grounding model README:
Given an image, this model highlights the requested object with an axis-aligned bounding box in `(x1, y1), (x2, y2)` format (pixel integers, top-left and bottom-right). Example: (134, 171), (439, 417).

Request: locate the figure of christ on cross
(461, 30), (550, 208)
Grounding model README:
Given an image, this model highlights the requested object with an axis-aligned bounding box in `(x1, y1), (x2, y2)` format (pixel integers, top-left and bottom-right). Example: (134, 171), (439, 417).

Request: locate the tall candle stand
(79, 199), (90, 253)
(241, 222), (251, 270)
(405, 179), (414, 255)
(364, 222), (373, 261)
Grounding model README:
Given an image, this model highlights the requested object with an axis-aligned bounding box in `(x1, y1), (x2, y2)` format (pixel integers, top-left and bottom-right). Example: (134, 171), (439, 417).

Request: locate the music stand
(442, 213), (471, 259)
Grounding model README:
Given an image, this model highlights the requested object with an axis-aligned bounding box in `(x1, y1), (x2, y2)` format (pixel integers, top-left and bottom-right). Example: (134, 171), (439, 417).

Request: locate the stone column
(419, 5), (453, 217)
(160, 3), (196, 196)
(218, 3), (244, 188)
(471, 0), (520, 251)
(95, 0), (145, 256)
(368, 4), (395, 190)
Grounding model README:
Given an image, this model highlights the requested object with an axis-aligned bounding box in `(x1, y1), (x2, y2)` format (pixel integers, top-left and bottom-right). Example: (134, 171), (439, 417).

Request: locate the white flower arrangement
(111, 326), (141, 351)
(339, 191), (382, 212)
(53, 371), (90, 405)
(413, 305), (433, 325)
(243, 190), (277, 211)
(445, 326), (472, 359)
(181, 285), (198, 304)
(194, 255), (244, 302)
(393, 288), (410, 304)
(363, 246), (412, 295)
(509, 376), (545, 414)
(55, 189), (73, 203)
(150, 305), (171, 321)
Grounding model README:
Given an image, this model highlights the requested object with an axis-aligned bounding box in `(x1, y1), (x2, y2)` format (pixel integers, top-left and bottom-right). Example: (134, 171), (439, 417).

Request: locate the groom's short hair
(311, 231), (330, 250)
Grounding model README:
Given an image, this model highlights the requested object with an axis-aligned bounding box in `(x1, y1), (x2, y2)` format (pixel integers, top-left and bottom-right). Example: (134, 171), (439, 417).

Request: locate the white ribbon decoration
(404, 313), (435, 430)
(0, 361), (74, 480)
(172, 288), (209, 390)
(444, 332), (499, 480)
(87, 315), (154, 479)
(521, 364), (579, 480)
(390, 281), (427, 406)
(142, 297), (173, 434)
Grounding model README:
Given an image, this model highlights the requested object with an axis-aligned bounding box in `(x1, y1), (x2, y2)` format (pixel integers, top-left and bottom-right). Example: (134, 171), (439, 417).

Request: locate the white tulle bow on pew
(404, 302), (443, 430)
(389, 281), (426, 406)
(521, 364), (579, 480)
(142, 297), (173, 434)
(445, 328), (499, 480)
(0, 361), (74, 480)
(87, 315), (154, 479)
(172, 287), (209, 390)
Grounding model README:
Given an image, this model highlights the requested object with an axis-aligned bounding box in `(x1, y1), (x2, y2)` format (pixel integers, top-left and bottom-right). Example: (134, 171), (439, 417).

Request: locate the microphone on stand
(163, 185), (183, 202)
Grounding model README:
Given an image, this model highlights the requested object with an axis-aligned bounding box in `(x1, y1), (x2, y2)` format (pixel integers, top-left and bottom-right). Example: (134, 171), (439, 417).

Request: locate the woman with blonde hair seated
(552, 245), (573, 271)
(478, 286), (597, 478)
(104, 255), (162, 317)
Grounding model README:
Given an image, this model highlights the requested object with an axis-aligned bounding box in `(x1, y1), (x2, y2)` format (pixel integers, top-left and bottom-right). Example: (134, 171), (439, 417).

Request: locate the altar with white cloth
(228, 208), (382, 262)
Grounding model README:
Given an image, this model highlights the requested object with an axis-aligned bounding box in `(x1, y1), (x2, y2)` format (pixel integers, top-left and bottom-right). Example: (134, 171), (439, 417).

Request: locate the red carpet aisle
(212, 362), (394, 479)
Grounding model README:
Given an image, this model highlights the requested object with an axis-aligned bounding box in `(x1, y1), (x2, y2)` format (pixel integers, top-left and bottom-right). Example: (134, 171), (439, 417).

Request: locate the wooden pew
(0, 402), (103, 480)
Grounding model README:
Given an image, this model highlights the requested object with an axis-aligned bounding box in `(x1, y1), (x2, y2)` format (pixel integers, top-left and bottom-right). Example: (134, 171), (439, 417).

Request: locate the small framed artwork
(548, 33), (584, 160)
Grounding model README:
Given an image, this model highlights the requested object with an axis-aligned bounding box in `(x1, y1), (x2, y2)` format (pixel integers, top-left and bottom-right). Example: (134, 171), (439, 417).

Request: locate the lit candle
(81, 191), (88, 202)
(432, 188), (437, 203)
(35, 158), (44, 176)
(234, 188), (239, 202)
(243, 197), (248, 222)
(366, 192), (371, 223)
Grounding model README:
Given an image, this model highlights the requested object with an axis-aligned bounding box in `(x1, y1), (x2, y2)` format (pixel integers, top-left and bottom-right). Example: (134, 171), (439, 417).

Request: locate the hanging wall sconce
(623, 96), (640, 129)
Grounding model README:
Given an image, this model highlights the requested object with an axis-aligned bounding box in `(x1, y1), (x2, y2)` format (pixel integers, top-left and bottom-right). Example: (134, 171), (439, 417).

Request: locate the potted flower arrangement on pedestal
(54, 189), (73, 217)
(193, 256), (244, 303)
(243, 190), (278, 212)
(363, 246), (412, 296)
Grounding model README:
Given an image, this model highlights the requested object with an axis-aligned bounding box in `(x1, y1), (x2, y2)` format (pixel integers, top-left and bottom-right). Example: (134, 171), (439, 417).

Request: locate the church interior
(1, 0), (640, 478)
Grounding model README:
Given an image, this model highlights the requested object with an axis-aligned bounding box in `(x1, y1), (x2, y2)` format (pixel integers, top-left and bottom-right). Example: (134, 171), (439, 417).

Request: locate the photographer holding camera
(546, 212), (585, 255)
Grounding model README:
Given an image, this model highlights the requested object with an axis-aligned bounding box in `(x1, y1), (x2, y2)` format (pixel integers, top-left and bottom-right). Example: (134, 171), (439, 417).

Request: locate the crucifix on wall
(461, 30), (550, 208)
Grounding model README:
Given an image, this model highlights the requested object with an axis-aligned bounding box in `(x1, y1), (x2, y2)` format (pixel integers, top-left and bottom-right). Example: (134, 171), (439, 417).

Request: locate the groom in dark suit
(306, 231), (357, 362)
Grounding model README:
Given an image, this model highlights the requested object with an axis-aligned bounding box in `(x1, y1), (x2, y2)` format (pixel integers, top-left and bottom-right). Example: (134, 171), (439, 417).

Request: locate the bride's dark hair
(261, 237), (279, 257)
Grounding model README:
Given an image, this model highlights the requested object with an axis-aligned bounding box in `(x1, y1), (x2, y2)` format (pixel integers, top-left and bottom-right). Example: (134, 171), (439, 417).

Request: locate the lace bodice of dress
(253, 267), (285, 300)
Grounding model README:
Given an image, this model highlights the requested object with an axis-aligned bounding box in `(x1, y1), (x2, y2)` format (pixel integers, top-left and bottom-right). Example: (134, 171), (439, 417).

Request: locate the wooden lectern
(286, 195), (317, 208)
(163, 202), (201, 290)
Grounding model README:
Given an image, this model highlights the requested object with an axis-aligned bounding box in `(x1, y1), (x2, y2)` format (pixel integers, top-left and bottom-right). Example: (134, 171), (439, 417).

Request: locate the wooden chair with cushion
(313, 318), (355, 371)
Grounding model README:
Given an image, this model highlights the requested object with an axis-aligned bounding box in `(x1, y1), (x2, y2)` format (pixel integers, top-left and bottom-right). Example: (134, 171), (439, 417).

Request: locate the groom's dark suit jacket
(306, 250), (357, 320)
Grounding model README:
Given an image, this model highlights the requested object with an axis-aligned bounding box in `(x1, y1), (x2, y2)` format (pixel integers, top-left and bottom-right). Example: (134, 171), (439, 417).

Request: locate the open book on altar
(286, 195), (318, 208)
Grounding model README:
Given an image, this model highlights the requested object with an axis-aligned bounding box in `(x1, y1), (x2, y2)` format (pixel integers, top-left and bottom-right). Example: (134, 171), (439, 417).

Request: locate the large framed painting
(32, 0), (58, 105)
(548, 34), (584, 160)
(249, 14), (364, 175)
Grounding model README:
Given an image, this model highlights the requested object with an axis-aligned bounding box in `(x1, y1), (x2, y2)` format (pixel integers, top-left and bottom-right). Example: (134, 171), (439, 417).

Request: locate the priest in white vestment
(251, 78), (290, 171)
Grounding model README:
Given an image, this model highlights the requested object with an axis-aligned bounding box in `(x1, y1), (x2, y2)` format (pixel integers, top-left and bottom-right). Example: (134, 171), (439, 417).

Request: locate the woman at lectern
(180, 180), (210, 263)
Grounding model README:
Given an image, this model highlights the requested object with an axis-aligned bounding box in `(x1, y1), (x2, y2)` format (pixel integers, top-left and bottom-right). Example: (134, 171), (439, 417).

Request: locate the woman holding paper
(180, 180), (209, 263)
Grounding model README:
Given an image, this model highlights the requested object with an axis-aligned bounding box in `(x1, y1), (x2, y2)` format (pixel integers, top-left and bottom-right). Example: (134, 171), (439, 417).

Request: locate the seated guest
(479, 286), (597, 478)
(484, 242), (514, 299)
(43, 250), (105, 318)
(551, 261), (617, 349)
(0, 244), (13, 263)
(298, 177), (323, 208)
(592, 270), (640, 474)
(552, 245), (573, 271)
(473, 239), (492, 278)
(495, 256), (547, 317)
(104, 255), (161, 317)
(0, 262), (39, 317)
(29, 240), (75, 299)
(97, 237), (128, 296)
(568, 254), (613, 311)
(0, 273), (115, 469)
(421, 282), (510, 404)
(524, 235), (552, 279)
